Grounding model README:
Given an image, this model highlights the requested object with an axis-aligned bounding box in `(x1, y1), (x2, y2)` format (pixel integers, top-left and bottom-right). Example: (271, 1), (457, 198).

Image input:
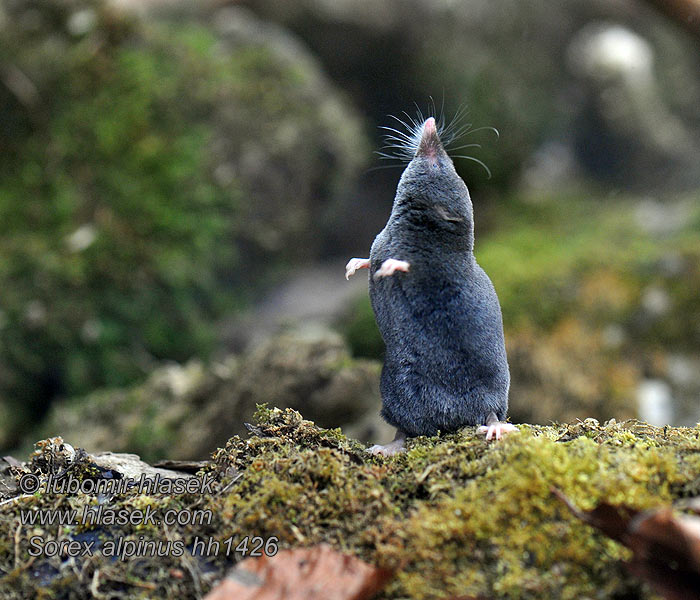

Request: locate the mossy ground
(2, 407), (700, 599)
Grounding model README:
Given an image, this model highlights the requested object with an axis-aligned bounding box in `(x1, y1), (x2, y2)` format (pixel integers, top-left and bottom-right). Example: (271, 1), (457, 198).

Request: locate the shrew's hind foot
(477, 412), (518, 441)
(366, 429), (406, 456)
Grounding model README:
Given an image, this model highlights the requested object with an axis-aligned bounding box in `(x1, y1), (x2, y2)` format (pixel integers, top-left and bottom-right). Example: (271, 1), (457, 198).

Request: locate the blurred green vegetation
(344, 193), (700, 357)
(478, 194), (700, 347)
(0, 3), (237, 443)
(2, 0), (699, 452)
(0, 0), (366, 446)
(342, 193), (700, 423)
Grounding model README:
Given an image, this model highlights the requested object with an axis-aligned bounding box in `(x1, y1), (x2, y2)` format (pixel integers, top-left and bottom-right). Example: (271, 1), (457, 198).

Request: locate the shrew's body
(345, 117), (515, 454)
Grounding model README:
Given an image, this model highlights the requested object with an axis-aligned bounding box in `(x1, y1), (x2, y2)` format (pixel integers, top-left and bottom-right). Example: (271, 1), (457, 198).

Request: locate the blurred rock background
(1, 0), (699, 460)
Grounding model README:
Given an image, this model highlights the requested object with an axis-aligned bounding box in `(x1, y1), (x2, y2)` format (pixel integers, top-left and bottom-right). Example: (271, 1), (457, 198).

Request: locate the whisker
(464, 125), (500, 138)
(376, 102), (496, 178)
(366, 162), (409, 172)
(446, 143), (482, 152)
(451, 155), (493, 179)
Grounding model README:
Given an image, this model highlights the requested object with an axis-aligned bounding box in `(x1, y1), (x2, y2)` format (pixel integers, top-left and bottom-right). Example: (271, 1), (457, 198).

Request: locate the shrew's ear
(435, 205), (464, 223)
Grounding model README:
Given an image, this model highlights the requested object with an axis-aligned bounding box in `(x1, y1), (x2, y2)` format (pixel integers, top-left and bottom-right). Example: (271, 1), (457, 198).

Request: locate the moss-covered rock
(35, 327), (382, 461)
(0, 0), (368, 445)
(2, 408), (700, 599)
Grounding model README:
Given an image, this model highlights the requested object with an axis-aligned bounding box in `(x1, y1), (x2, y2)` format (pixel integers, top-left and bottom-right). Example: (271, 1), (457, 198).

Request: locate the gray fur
(368, 122), (510, 437)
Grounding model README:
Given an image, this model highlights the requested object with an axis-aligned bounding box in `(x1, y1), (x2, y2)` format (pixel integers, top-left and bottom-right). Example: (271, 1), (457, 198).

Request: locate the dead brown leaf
(203, 543), (393, 600)
(553, 488), (700, 600)
(551, 488), (640, 543)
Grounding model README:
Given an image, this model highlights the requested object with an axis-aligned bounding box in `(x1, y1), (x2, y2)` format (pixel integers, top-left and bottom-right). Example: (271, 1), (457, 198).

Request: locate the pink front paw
(374, 258), (410, 280)
(345, 257), (370, 280)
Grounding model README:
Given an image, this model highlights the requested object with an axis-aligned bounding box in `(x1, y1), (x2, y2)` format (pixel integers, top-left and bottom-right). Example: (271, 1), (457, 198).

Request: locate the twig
(0, 494), (34, 510)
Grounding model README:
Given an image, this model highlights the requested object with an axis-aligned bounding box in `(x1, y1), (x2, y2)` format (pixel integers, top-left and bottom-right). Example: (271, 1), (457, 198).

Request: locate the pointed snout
(416, 117), (447, 160)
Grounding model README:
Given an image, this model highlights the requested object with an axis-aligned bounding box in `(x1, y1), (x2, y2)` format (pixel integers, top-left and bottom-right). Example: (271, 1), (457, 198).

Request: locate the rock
(340, 406), (395, 448)
(568, 23), (700, 189)
(90, 452), (195, 481)
(36, 327), (381, 461)
(637, 378), (674, 426)
(243, 0), (700, 193)
(0, 457), (20, 500)
(235, 327), (380, 427)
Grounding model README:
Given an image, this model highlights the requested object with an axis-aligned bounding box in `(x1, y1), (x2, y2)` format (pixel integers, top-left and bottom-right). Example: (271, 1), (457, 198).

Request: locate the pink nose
(416, 117), (444, 161)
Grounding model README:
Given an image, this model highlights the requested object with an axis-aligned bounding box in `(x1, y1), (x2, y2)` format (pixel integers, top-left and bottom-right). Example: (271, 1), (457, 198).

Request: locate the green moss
(384, 431), (684, 598)
(2, 410), (700, 598)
